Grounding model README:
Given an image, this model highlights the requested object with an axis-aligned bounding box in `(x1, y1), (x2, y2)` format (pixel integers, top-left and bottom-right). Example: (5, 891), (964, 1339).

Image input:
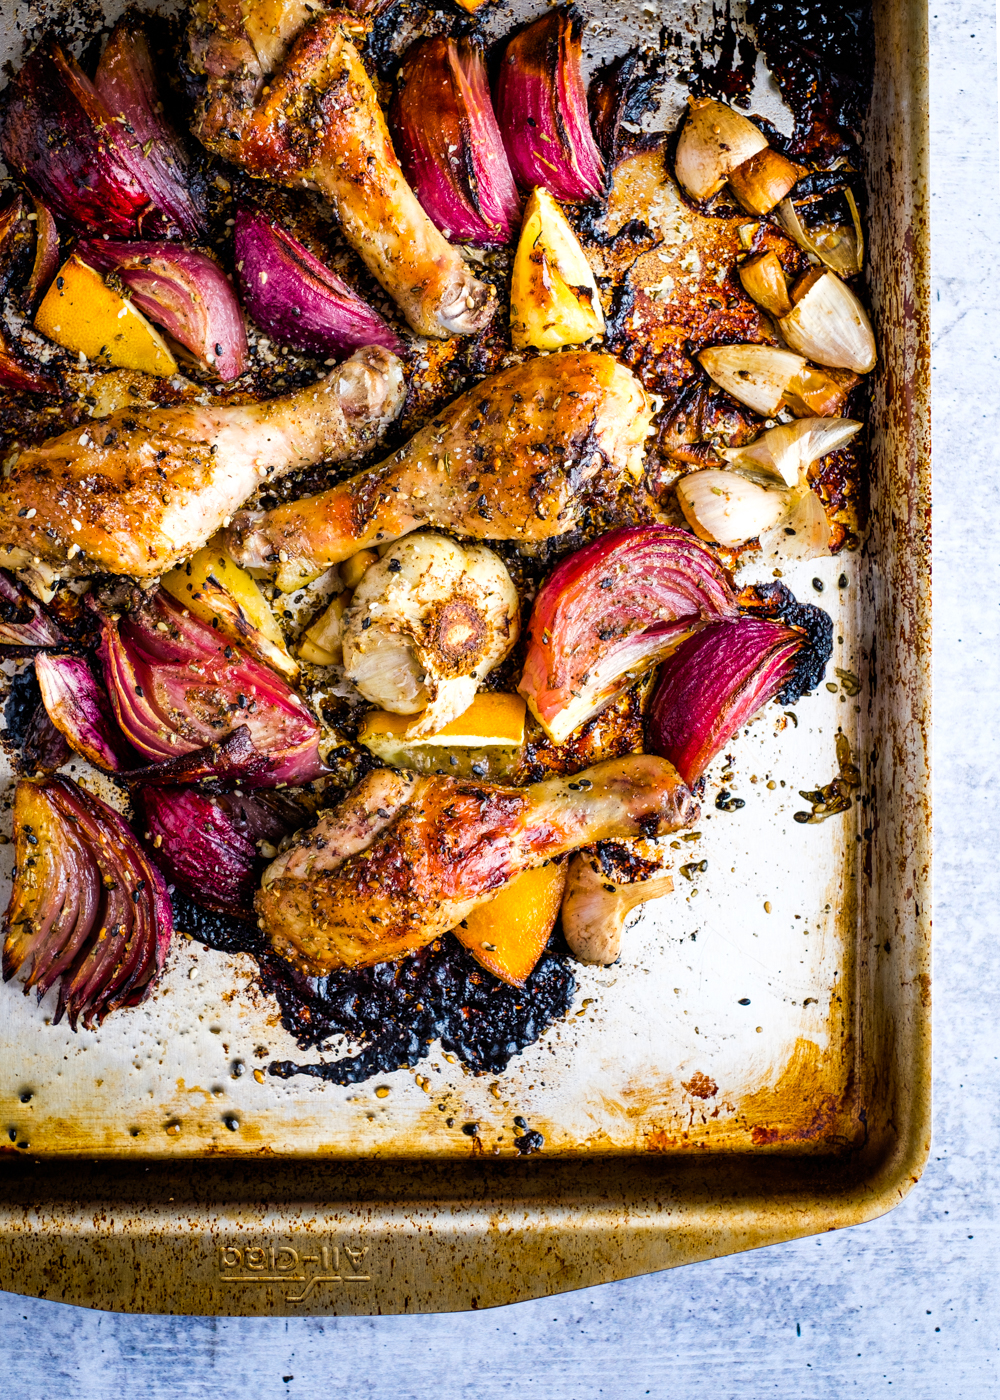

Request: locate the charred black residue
(174, 889), (576, 1082)
(267, 935), (576, 1083)
(21, 703), (69, 774)
(683, 7), (758, 107)
(747, 0), (873, 155)
(588, 48), (669, 169)
(1, 660), (73, 775)
(602, 278), (639, 356)
(1, 667), (41, 755)
(590, 838), (663, 883)
(513, 1115), (544, 1155)
(739, 581), (834, 704)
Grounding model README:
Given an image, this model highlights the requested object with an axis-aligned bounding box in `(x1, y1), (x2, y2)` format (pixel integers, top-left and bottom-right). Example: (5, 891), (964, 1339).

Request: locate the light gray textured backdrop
(1, 0), (994, 1393)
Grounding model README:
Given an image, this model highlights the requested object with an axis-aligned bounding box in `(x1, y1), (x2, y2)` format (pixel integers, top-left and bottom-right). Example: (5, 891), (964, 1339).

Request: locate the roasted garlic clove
(778, 268), (876, 373)
(561, 853), (674, 965)
(738, 249), (792, 319)
(676, 469), (787, 547)
(297, 593), (349, 667)
(674, 97), (768, 202)
(697, 343), (807, 417)
(727, 147), (803, 216)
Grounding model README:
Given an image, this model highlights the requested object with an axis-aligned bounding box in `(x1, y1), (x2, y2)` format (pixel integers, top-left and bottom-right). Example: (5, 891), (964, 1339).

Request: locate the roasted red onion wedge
(646, 617), (804, 786)
(234, 209), (403, 359)
(0, 571), (67, 651)
(518, 525), (738, 744)
(79, 240), (248, 381)
(96, 589), (326, 787)
(0, 346), (58, 396)
(34, 651), (135, 773)
(3, 776), (172, 1029)
(0, 38), (185, 238)
(25, 196), (59, 308)
(0, 193), (59, 394)
(119, 726), (270, 786)
(141, 784), (301, 915)
(392, 37), (520, 247)
(494, 8), (606, 203)
(94, 14), (206, 239)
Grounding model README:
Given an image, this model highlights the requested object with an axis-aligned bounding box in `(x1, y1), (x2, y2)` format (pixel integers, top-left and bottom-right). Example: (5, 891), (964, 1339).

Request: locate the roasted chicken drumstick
(258, 754), (697, 974)
(228, 351), (654, 590)
(187, 2), (495, 338)
(0, 345), (404, 585)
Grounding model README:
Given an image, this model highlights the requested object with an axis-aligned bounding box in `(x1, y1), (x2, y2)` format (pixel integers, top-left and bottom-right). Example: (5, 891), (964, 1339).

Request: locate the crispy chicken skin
(227, 351), (654, 590)
(187, 2), (496, 338)
(0, 346), (404, 583)
(258, 754), (697, 974)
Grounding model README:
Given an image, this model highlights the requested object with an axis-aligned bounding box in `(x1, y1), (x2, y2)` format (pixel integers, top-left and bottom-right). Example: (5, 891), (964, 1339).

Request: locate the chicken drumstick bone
(258, 754), (697, 974)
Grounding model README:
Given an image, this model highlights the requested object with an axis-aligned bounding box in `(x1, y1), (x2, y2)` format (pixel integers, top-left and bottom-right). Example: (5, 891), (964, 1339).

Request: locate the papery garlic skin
(697, 343), (806, 416)
(779, 270), (876, 374)
(757, 484), (830, 565)
(676, 469), (787, 547)
(719, 416), (863, 487)
(342, 532), (520, 738)
(674, 98), (768, 202)
(777, 195), (863, 278)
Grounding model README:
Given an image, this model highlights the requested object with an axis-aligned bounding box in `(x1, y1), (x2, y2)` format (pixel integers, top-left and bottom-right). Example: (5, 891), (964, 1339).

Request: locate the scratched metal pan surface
(0, 0), (929, 1314)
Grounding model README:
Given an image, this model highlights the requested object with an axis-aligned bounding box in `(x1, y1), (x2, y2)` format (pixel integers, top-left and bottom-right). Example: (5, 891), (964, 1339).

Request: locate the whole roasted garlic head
(342, 532), (520, 737)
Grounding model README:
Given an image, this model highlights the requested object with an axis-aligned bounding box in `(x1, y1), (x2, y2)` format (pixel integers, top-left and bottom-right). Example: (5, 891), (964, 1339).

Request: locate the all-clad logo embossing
(218, 1243), (371, 1302)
